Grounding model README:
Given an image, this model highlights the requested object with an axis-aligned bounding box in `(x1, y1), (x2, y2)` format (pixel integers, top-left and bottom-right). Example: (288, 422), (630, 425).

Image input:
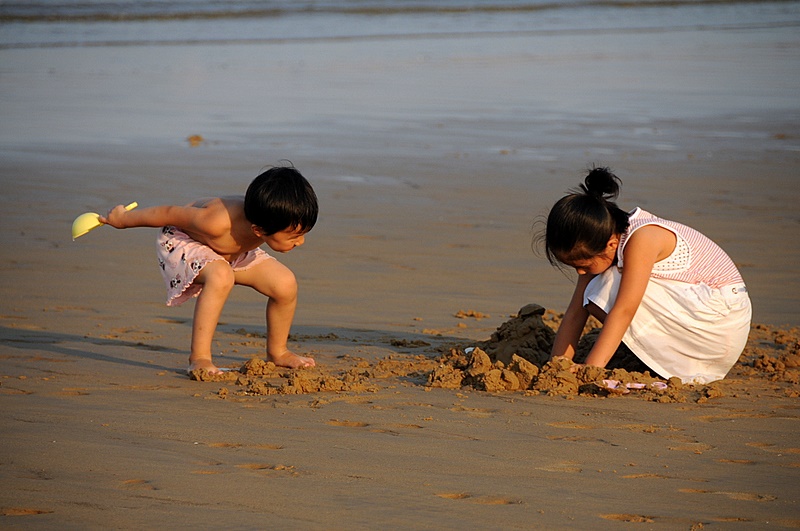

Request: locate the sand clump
(199, 353), (440, 398)
(427, 346), (687, 402)
(426, 303), (680, 400)
(427, 304), (800, 403)
(734, 323), (800, 396)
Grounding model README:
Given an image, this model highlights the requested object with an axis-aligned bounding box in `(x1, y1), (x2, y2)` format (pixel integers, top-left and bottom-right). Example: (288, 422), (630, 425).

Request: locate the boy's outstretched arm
(100, 203), (222, 235)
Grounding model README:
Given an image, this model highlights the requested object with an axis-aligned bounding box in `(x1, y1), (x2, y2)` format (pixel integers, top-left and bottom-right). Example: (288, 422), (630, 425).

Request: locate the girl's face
(561, 235), (619, 276)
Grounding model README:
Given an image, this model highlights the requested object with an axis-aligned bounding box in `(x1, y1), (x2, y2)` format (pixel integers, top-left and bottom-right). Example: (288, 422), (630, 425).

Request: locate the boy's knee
(271, 269), (298, 302)
(201, 261), (236, 290)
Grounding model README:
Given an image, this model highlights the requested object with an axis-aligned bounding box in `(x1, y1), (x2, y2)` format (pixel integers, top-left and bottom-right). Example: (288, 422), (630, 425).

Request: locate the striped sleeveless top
(617, 208), (744, 289)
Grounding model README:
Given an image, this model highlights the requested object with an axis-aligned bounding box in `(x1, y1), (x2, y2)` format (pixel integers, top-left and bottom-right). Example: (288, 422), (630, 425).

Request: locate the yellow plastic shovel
(72, 202), (138, 240)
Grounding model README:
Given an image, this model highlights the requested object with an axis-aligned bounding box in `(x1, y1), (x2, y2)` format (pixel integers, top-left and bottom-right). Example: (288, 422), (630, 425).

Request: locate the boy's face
(257, 226), (307, 253)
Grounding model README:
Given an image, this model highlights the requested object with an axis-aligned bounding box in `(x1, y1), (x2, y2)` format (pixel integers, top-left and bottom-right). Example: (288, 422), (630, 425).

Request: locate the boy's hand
(99, 204), (131, 228)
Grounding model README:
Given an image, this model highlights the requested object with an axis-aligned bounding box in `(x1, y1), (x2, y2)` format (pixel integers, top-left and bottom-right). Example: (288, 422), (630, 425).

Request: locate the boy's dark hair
(544, 166), (630, 266)
(244, 165), (318, 235)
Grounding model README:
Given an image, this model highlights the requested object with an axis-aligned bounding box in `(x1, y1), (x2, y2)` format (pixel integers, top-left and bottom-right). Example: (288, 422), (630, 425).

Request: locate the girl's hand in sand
(568, 362), (586, 374)
(551, 355), (585, 373)
(269, 350), (316, 369)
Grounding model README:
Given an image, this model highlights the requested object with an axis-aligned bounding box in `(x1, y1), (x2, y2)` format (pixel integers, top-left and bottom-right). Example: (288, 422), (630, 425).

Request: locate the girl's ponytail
(579, 167), (621, 201)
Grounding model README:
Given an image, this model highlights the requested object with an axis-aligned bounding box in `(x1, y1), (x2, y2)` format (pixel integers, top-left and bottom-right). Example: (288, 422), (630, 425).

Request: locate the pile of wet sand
(429, 304), (800, 402)
(190, 304), (800, 404)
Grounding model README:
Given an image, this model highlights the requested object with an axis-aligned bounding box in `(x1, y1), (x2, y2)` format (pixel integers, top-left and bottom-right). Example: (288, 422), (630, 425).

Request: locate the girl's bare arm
(550, 273), (593, 360)
(583, 225), (674, 367)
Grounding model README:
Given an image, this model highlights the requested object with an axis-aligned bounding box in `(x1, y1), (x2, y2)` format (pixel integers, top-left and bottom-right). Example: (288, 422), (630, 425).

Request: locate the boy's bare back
(103, 196), (264, 263)
(179, 197), (264, 262)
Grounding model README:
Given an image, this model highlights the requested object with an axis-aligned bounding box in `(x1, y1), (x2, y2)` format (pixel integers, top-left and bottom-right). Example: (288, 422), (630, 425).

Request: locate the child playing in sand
(100, 165), (318, 375)
(541, 167), (751, 384)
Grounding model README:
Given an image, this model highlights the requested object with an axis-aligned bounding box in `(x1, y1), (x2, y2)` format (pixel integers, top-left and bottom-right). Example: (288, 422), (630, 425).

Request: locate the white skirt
(584, 268), (752, 384)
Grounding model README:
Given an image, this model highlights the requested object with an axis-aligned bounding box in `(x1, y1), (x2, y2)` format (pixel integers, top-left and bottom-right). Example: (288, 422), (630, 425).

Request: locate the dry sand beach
(2, 1), (800, 528)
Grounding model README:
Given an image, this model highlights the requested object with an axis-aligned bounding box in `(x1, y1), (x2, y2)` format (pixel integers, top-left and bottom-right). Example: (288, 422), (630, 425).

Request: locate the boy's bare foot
(187, 358), (225, 376)
(269, 350), (316, 369)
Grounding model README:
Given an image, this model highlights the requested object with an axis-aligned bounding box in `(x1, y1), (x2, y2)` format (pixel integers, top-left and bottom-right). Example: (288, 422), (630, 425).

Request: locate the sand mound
(202, 353), (440, 398)
(426, 304), (800, 403)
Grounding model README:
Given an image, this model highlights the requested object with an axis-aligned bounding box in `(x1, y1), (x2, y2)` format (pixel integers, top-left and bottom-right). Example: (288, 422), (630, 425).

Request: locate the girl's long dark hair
(543, 167), (630, 266)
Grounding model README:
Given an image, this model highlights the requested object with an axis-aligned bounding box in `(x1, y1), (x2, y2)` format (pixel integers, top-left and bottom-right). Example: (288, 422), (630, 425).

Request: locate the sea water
(1, 0), (798, 152)
(2, 0), (799, 47)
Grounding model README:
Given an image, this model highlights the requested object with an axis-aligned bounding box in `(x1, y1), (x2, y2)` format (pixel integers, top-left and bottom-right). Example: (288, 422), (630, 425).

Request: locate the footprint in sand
(370, 423), (427, 435)
(604, 514), (749, 526)
(0, 387), (34, 395)
(679, 488), (777, 502)
(327, 420), (369, 428)
(120, 479), (157, 490)
(621, 473), (674, 479)
(58, 388), (90, 396)
(207, 442), (284, 450)
(235, 463), (298, 476)
(746, 441), (800, 455)
(470, 496), (523, 505)
(153, 317), (188, 325)
(435, 493), (522, 505)
(667, 442), (715, 454)
(534, 461), (583, 473)
(191, 443), (287, 474)
(716, 458), (756, 465)
(1, 507), (54, 516)
(547, 421), (596, 430)
(546, 435), (619, 446)
(602, 514), (656, 523)
(437, 492), (471, 500)
(449, 405), (497, 418)
(369, 428), (401, 436)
